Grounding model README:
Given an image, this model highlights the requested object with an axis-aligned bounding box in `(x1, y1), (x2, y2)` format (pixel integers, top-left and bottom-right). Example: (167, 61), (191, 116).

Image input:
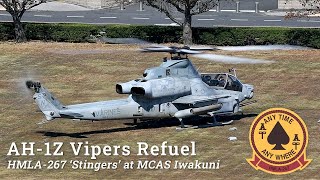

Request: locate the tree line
(0, 0), (318, 44)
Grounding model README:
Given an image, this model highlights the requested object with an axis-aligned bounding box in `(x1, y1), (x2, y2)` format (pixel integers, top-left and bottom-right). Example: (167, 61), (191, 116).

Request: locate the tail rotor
(26, 80), (41, 93)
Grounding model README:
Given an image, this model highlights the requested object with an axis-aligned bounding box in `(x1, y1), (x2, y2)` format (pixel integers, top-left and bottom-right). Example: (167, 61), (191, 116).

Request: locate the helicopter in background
(27, 46), (256, 128)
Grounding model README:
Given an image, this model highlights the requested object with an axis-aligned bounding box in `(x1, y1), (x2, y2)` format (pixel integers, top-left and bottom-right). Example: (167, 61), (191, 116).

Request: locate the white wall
(278, 0), (316, 9)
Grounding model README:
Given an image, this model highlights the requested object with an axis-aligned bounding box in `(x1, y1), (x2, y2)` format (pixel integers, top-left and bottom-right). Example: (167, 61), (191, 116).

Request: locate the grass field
(0, 42), (319, 179)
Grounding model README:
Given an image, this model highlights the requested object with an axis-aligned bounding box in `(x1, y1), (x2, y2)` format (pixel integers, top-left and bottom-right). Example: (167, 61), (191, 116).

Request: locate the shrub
(0, 22), (319, 48)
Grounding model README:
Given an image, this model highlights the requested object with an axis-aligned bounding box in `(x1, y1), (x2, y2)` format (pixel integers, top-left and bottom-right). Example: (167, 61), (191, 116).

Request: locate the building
(278, 0), (315, 9)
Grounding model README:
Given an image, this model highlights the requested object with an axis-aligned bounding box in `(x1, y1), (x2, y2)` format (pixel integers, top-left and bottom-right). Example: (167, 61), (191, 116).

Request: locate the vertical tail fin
(26, 81), (63, 120)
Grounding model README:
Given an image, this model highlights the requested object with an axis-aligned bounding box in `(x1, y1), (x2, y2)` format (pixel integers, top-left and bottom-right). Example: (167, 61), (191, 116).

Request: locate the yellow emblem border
(246, 108), (312, 175)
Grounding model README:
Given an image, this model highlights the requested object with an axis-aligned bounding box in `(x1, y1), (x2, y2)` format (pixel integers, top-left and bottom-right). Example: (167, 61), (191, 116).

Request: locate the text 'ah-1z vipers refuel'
(27, 46), (256, 128)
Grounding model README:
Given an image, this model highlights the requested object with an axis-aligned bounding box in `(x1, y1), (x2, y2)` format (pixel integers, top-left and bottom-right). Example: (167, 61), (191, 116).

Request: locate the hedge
(0, 22), (320, 48)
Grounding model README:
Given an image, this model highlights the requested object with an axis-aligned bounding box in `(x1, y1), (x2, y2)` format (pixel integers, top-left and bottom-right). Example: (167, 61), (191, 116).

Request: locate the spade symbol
(267, 121), (290, 150)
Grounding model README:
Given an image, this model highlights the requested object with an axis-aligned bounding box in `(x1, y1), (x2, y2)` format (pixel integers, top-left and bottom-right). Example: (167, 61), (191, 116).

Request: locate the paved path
(0, 2), (319, 28)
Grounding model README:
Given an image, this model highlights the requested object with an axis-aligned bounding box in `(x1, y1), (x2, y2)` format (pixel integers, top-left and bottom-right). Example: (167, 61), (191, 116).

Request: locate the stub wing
(172, 95), (230, 106)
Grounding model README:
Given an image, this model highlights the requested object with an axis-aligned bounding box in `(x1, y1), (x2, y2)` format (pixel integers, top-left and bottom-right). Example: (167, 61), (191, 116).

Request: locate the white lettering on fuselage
(94, 108), (121, 118)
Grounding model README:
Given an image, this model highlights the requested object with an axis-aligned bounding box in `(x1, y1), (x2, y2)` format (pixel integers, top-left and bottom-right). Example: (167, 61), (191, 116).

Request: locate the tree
(146, 0), (219, 45)
(0, 0), (46, 42)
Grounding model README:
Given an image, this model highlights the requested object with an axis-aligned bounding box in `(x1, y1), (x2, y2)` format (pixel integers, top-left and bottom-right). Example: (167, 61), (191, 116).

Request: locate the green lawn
(0, 42), (319, 179)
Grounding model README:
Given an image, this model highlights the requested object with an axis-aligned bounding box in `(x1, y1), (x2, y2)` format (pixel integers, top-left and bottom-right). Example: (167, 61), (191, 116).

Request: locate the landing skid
(175, 120), (234, 131)
(197, 120), (234, 128)
(175, 125), (197, 131)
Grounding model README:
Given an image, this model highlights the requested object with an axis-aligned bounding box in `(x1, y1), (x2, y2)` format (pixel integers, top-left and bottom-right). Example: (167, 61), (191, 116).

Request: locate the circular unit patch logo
(247, 108), (311, 175)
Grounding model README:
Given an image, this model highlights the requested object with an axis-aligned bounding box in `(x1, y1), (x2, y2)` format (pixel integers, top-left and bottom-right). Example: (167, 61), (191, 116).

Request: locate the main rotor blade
(142, 46), (202, 54)
(189, 46), (216, 51)
(142, 47), (174, 52)
(179, 49), (201, 54)
(216, 45), (311, 51)
(194, 54), (274, 64)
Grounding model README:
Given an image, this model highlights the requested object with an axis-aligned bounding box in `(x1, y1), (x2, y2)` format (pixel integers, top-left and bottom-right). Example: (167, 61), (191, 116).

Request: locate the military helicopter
(26, 46), (256, 128)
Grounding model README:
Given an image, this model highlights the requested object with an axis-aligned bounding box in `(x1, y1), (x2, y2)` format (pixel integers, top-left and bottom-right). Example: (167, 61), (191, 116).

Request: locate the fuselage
(58, 76), (251, 121)
(32, 58), (254, 121)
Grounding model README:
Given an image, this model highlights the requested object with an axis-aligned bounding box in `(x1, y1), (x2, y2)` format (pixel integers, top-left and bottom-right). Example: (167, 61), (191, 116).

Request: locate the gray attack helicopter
(26, 46), (257, 128)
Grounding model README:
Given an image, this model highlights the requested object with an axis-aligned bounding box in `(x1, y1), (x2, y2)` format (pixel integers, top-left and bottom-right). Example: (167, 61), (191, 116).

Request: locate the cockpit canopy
(201, 73), (243, 92)
(143, 67), (166, 80)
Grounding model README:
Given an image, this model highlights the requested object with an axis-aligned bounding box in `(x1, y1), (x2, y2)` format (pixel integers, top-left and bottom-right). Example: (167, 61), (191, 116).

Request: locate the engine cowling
(131, 78), (191, 98)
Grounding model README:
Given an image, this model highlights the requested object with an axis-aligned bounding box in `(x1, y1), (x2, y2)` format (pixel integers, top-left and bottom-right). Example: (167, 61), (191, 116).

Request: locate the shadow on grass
(36, 113), (257, 138)
(219, 113), (258, 121)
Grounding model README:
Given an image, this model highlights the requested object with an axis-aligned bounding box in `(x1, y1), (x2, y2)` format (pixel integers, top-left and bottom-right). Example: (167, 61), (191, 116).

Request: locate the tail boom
(27, 81), (64, 120)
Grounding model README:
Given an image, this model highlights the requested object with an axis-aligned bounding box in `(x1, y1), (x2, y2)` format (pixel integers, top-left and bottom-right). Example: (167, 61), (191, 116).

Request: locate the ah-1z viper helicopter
(27, 46), (255, 128)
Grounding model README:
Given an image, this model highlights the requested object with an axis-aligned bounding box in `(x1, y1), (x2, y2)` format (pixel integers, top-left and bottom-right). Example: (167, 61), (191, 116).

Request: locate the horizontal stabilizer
(60, 112), (84, 119)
